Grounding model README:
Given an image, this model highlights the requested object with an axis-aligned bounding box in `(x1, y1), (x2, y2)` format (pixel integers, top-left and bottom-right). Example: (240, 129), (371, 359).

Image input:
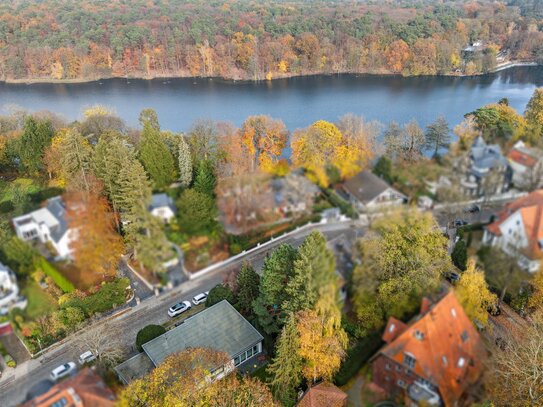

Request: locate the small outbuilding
(342, 170), (407, 211)
(149, 193), (176, 223)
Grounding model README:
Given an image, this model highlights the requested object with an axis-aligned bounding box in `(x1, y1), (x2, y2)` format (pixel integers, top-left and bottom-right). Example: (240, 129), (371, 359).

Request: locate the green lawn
(21, 281), (58, 320)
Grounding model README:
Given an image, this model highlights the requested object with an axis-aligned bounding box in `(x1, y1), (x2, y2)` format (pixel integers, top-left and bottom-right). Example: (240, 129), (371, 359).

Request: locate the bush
(333, 332), (382, 386)
(1, 237), (38, 277)
(4, 354), (16, 368)
(322, 188), (357, 219)
(36, 258), (74, 293)
(136, 324), (166, 351)
(205, 284), (234, 307)
(451, 240), (468, 271)
(61, 278), (130, 316)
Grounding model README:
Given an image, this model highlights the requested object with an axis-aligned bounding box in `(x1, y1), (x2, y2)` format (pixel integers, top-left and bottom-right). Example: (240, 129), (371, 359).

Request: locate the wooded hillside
(0, 0), (541, 82)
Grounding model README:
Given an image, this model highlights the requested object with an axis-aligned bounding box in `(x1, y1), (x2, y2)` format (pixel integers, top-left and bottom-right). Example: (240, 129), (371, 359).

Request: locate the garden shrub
(333, 332), (382, 386)
(61, 278), (129, 316)
(205, 284), (234, 307)
(136, 324), (166, 351)
(36, 258), (74, 293)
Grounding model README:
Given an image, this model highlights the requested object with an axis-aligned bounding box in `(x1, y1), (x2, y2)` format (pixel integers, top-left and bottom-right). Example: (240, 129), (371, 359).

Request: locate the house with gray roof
(12, 196), (74, 260)
(460, 136), (511, 197)
(341, 170), (407, 211)
(114, 300), (264, 384)
(149, 193), (176, 223)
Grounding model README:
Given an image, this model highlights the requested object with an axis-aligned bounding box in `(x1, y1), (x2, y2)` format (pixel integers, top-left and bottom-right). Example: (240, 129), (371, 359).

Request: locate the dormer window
(458, 357), (466, 368)
(414, 330), (424, 340)
(404, 353), (416, 369)
(451, 308), (457, 318)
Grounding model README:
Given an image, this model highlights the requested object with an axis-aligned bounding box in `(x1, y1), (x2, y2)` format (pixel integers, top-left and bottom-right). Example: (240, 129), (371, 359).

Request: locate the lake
(1, 67), (543, 132)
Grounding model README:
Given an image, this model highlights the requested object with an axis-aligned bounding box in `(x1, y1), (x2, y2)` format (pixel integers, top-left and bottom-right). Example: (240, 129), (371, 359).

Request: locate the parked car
(192, 292), (209, 306)
(78, 351), (96, 365)
(168, 300), (191, 317)
(50, 362), (76, 381)
(445, 271), (461, 284)
(453, 219), (468, 227)
(463, 204), (480, 213)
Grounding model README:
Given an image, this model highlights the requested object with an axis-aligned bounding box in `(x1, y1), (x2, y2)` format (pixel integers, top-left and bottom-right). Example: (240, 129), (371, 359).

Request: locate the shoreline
(1, 61), (540, 86)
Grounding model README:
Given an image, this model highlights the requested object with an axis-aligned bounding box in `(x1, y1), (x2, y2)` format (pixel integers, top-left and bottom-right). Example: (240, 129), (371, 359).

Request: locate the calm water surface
(1, 67), (542, 131)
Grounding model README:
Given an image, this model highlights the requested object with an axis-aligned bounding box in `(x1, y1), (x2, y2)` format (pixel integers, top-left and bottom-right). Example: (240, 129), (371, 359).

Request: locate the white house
(12, 196), (74, 260)
(507, 141), (543, 190)
(483, 189), (543, 273)
(0, 262), (26, 315)
(342, 170), (407, 211)
(149, 193), (176, 223)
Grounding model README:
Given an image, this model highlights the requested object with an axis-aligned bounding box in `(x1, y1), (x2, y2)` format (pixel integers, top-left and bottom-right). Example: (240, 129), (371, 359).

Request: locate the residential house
(149, 193), (176, 223)
(483, 189), (543, 273)
(507, 141), (543, 190)
(372, 292), (486, 407)
(459, 136), (511, 197)
(341, 170), (407, 211)
(271, 172), (320, 215)
(115, 300), (264, 384)
(0, 262), (26, 315)
(22, 368), (115, 407)
(12, 196), (74, 260)
(297, 382), (348, 407)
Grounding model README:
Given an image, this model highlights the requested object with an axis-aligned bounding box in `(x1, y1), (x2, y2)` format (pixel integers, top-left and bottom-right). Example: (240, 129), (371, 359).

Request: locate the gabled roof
(149, 193), (175, 211)
(508, 141), (542, 169)
(297, 382), (347, 407)
(12, 196), (69, 243)
(485, 190), (543, 260)
(378, 292), (485, 407)
(142, 300), (263, 366)
(22, 368), (115, 407)
(343, 170), (403, 205)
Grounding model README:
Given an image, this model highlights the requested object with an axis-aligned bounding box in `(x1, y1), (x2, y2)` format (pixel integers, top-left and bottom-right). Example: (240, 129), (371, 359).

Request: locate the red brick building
(371, 292), (486, 407)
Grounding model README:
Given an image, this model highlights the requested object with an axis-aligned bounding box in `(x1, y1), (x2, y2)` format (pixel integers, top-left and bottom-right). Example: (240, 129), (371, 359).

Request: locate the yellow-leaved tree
(454, 259), (497, 327)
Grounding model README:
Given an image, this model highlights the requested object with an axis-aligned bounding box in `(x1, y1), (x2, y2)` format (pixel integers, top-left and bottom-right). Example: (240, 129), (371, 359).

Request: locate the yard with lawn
(20, 280), (58, 320)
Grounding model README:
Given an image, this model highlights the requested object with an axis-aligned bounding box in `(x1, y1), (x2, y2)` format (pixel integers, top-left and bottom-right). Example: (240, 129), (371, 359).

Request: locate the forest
(0, 0), (542, 82)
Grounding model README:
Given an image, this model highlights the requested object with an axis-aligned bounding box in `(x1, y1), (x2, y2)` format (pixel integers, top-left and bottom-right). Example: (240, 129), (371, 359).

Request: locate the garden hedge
(36, 258), (74, 293)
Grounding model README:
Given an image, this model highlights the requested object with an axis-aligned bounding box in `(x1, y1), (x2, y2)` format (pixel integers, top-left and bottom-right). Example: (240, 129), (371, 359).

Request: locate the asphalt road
(0, 220), (362, 407)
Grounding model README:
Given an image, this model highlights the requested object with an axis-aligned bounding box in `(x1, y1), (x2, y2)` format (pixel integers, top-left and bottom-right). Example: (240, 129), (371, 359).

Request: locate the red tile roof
(507, 149), (538, 168)
(297, 382), (347, 407)
(378, 292), (486, 407)
(485, 190), (543, 259)
(22, 368), (115, 407)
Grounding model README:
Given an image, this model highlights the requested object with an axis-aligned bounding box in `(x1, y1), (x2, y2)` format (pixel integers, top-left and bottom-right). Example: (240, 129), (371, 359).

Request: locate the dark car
(445, 271), (461, 284)
(463, 204), (480, 213)
(454, 219), (468, 227)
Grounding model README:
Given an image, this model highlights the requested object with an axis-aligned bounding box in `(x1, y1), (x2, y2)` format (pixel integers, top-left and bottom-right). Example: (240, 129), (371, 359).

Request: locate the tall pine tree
(178, 135), (192, 188)
(267, 314), (303, 407)
(235, 262), (260, 317)
(193, 159), (216, 196)
(19, 116), (54, 173)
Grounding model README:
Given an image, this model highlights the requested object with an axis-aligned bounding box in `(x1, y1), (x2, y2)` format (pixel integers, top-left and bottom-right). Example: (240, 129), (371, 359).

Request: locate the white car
(168, 300), (191, 317)
(192, 291), (209, 306)
(50, 362), (77, 381)
(78, 351), (96, 365)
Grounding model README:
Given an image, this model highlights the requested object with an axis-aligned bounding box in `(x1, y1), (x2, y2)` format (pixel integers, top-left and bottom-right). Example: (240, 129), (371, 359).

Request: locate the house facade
(12, 196), (74, 260)
(149, 193), (176, 223)
(342, 170), (407, 211)
(483, 189), (543, 273)
(459, 136), (511, 197)
(0, 262), (26, 314)
(507, 141), (543, 190)
(372, 292), (485, 407)
(115, 300), (263, 384)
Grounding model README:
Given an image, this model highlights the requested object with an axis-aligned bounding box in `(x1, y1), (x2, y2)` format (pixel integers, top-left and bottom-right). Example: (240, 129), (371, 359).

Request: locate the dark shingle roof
(343, 170), (393, 204)
(142, 300), (263, 366)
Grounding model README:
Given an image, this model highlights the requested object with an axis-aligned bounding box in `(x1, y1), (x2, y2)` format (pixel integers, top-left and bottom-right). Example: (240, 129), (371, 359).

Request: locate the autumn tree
(117, 348), (231, 407)
(187, 119), (220, 167)
(200, 375), (275, 407)
(385, 39), (411, 73)
(383, 121), (403, 160)
(79, 105), (125, 140)
(240, 115), (288, 174)
(401, 120), (425, 161)
(425, 116), (450, 157)
(352, 210), (451, 334)
(485, 312), (543, 406)
(73, 323), (125, 367)
(528, 268), (543, 312)
(267, 314), (304, 406)
(525, 87), (543, 143)
(455, 260), (497, 327)
(65, 186), (124, 283)
(57, 129), (94, 191)
(297, 309), (346, 384)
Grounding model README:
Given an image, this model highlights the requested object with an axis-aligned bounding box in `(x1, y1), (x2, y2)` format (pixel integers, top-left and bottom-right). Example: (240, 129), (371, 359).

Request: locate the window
(461, 330), (469, 342)
(442, 356), (448, 366)
(385, 363), (391, 371)
(397, 380), (407, 389)
(403, 353), (416, 369)
(234, 356), (241, 366)
(458, 357), (466, 368)
(395, 365), (402, 372)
